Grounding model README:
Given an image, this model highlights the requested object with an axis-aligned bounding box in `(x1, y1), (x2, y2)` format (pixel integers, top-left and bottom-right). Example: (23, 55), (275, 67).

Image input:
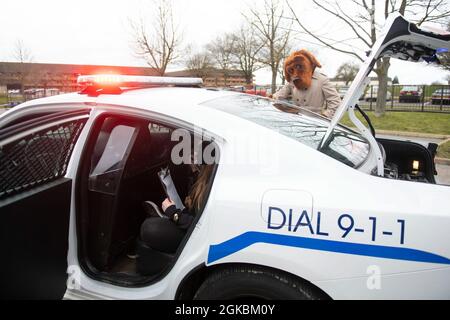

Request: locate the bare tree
(245, 0), (293, 93)
(335, 61), (360, 85)
(131, 0), (181, 76)
(277, 41), (294, 85)
(207, 34), (237, 86)
(286, 0), (450, 116)
(411, 0), (450, 26)
(13, 40), (33, 63)
(13, 40), (33, 95)
(185, 51), (214, 80)
(230, 25), (265, 84)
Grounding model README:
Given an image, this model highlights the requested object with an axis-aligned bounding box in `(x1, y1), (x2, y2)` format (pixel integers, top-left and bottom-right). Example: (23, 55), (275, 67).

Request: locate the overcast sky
(0, 0), (448, 85)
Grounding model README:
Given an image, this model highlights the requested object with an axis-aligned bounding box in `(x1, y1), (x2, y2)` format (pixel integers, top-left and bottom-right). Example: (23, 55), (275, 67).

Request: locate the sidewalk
(377, 130), (450, 166)
(436, 164), (450, 186)
(376, 129), (450, 140)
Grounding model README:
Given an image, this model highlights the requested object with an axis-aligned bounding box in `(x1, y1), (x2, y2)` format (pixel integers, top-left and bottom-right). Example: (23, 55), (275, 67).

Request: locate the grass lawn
(0, 96), (7, 105)
(339, 111), (450, 135)
(437, 140), (450, 158)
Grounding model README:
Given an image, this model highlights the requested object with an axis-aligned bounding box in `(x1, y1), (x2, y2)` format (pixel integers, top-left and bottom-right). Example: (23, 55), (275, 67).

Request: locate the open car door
(320, 13), (450, 176)
(0, 109), (89, 299)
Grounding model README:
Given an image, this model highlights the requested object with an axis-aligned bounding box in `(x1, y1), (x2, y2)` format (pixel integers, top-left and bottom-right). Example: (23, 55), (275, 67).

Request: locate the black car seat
(107, 122), (155, 267)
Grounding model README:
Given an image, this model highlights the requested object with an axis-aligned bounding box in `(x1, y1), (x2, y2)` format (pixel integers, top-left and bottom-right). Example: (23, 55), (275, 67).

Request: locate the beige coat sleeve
(273, 84), (292, 100)
(321, 77), (341, 117)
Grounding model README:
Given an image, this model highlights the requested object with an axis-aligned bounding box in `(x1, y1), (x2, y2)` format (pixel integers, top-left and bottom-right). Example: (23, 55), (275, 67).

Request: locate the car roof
(19, 86), (236, 108)
(8, 87), (279, 139)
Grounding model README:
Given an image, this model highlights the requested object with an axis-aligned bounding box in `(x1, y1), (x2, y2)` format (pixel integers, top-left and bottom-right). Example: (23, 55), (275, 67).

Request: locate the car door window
(0, 118), (87, 198)
(88, 123), (138, 195)
(0, 110), (88, 299)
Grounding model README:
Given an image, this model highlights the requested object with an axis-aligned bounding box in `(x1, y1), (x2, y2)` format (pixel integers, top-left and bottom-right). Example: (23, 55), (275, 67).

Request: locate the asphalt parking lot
(378, 134), (443, 146)
(436, 164), (450, 186)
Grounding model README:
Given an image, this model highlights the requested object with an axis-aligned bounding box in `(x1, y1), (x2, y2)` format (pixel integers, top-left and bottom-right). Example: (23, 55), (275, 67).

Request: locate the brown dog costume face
(285, 50), (322, 90)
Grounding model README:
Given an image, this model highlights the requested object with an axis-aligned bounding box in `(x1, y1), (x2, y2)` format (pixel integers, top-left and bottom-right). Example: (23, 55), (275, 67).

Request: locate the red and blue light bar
(77, 74), (203, 88)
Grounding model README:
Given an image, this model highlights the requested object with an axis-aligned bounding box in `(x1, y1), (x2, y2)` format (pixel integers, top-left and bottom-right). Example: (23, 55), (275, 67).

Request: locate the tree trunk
(245, 74), (253, 85)
(374, 57), (390, 117)
(157, 68), (165, 76)
(280, 71), (286, 85)
(271, 68), (277, 94)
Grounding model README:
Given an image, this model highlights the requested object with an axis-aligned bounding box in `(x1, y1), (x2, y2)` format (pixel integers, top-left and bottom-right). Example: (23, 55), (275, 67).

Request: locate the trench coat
(273, 71), (341, 118)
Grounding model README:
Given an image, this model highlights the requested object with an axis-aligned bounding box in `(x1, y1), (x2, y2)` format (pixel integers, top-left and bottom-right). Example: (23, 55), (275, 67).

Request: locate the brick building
(0, 62), (159, 94)
(165, 68), (250, 87)
(0, 62), (251, 99)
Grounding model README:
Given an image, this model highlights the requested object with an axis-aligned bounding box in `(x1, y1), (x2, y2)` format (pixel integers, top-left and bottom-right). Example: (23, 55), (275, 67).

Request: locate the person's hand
(162, 198), (175, 212)
(321, 109), (332, 118)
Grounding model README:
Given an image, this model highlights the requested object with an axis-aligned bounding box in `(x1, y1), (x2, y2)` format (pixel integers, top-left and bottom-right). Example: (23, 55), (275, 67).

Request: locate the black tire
(193, 265), (326, 300)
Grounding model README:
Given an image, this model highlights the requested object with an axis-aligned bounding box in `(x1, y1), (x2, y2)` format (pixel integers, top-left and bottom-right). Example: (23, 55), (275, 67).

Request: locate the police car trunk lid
(322, 13), (450, 149)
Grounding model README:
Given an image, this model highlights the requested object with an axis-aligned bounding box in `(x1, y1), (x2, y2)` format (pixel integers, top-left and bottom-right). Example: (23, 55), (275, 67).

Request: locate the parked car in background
(337, 86), (349, 99)
(365, 86), (392, 102)
(7, 101), (21, 108)
(338, 86), (365, 101)
(399, 86), (423, 103)
(229, 86), (245, 92)
(266, 85), (284, 97)
(431, 88), (450, 105)
(244, 85), (267, 97)
(229, 85), (267, 97)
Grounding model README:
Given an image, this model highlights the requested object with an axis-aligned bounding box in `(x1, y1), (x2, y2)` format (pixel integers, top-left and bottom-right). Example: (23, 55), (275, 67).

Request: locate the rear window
(201, 95), (370, 168)
(434, 89), (450, 94)
(401, 86), (420, 91)
(0, 119), (86, 198)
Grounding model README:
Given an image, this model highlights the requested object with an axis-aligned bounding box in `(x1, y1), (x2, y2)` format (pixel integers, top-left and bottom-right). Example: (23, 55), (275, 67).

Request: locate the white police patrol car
(0, 13), (449, 300)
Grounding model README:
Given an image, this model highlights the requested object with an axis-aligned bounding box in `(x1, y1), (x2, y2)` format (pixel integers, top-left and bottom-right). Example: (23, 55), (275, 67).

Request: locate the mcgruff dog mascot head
(284, 49), (322, 90)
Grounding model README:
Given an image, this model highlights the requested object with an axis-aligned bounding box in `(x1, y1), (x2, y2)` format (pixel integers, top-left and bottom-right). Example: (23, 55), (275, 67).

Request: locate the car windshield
(201, 94), (370, 168)
(402, 86), (420, 91)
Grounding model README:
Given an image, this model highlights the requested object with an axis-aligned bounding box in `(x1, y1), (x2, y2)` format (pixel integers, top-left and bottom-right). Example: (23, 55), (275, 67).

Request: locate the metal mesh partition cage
(0, 119), (86, 198)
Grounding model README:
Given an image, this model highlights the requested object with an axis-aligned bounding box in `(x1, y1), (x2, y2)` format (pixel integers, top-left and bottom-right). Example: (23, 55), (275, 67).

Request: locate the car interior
(354, 106), (437, 183)
(77, 114), (218, 286)
(377, 138), (437, 183)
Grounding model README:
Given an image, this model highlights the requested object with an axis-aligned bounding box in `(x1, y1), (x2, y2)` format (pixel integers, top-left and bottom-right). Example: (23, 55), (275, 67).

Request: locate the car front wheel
(193, 265), (326, 300)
